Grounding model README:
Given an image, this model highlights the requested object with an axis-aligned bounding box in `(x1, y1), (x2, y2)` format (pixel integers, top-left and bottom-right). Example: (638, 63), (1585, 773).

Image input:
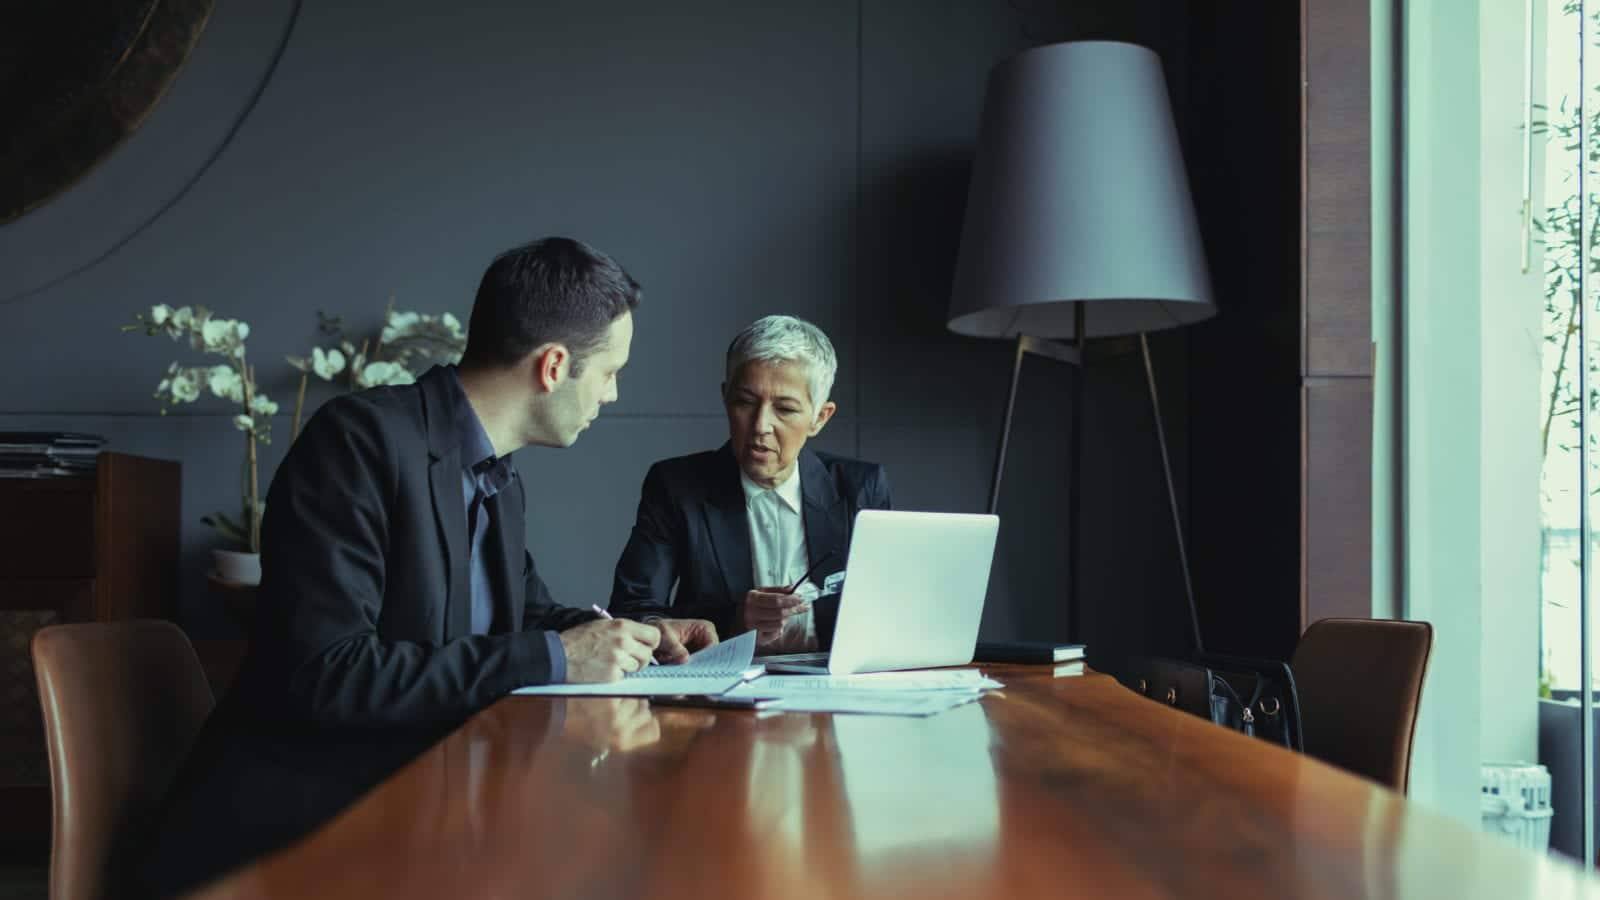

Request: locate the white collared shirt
(741, 466), (816, 650)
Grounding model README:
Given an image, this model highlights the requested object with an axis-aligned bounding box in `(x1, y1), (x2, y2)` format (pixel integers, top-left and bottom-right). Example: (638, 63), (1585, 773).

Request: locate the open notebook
(512, 629), (762, 696)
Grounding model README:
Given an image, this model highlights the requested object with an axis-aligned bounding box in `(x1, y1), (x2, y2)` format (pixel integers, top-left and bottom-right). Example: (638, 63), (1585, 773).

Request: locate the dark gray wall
(1, 0), (1194, 668)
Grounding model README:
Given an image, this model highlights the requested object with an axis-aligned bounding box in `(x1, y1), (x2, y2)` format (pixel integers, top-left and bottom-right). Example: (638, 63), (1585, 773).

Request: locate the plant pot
(212, 548), (261, 586)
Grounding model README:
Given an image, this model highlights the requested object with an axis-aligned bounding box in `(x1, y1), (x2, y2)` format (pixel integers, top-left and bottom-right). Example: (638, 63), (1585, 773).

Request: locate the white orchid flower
(207, 365), (243, 402)
(441, 312), (463, 338)
(165, 306), (193, 341)
(170, 370), (202, 403)
(186, 308), (215, 350)
(201, 319), (235, 352)
(382, 311), (421, 346)
(150, 304), (172, 326)
(361, 361), (412, 386)
(233, 414), (255, 433)
(311, 347), (346, 380)
(250, 394), (279, 416)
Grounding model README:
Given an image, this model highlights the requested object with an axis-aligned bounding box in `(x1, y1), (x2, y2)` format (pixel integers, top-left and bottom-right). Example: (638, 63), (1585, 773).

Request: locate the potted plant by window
(124, 304), (275, 585)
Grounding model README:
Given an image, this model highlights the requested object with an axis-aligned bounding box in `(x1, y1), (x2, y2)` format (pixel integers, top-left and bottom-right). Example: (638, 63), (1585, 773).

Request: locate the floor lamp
(947, 41), (1217, 645)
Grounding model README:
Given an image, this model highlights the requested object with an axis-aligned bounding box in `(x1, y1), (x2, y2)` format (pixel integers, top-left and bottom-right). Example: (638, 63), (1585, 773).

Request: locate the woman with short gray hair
(610, 314), (892, 653)
(725, 314), (839, 420)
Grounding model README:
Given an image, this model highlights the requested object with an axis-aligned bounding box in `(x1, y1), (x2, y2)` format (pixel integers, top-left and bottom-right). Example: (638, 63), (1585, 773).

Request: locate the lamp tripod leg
(1066, 336), (1084, 642)
(988, 336), (1028, 516)
(1141, 333), (1202, 653)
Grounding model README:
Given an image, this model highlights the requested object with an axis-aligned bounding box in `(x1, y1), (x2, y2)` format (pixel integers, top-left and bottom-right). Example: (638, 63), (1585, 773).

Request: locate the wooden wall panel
(1303, 0), (1374, 379)
(1301, 0), (1374, 627)
(1303, 377), (1375, 622)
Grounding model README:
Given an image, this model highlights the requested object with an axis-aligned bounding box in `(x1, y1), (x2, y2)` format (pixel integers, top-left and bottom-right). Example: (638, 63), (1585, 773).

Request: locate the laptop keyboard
(754, 651), (830, 665)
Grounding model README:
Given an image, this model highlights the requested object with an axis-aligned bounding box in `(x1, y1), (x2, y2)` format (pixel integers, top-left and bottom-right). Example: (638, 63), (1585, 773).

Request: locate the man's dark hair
(460, 237), (641, 374)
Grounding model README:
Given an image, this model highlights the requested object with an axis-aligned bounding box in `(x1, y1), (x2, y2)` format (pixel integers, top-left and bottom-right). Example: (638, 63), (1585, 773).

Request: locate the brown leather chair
(32, 621), (215, 900)
(1291, 617), (1433, 793)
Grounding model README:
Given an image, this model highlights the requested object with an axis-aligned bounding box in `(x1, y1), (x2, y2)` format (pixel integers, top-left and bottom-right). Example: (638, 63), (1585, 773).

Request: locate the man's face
(548, 312), (632, 447)
(724, 359), (835, 488)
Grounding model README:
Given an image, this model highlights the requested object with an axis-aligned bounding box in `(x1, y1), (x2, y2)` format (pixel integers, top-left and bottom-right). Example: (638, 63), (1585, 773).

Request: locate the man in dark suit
(140, 237), (717, 897)
(610, 315), (890, 651)
(232, 236), (716, 728)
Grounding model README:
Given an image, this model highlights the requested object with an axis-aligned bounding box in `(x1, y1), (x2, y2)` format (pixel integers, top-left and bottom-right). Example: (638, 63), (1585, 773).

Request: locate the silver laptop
(758, 509), (999, 675)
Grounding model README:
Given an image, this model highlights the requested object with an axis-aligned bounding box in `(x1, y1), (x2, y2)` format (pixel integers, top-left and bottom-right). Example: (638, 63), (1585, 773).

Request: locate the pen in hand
(591, 604), (658, 666)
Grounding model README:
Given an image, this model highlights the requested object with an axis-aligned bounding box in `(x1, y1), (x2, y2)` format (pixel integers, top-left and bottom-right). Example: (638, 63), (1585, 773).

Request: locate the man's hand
(560, 698), (661, 752)
(739, 588), (810, 645)
(651, 618), (719, 664)
(559, 619), (660, 683)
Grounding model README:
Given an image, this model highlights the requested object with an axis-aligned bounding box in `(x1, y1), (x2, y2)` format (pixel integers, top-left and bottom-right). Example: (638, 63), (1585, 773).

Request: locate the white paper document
(651, 628), (758, 673)
(763, 691), (985, 717)
(721, 668), (1002, 716)
(728, 669), (1003, 698)
(512, 629), (760, 697)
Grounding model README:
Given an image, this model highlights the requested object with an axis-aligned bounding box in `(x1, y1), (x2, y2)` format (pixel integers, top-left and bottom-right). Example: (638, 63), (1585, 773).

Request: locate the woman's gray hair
(725, 315), (838, 412)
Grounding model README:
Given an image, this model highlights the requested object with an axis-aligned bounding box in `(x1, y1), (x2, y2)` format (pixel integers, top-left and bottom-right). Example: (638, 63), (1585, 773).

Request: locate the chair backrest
(1290, 617), (1433, 792)
(32, 621), (215, 900)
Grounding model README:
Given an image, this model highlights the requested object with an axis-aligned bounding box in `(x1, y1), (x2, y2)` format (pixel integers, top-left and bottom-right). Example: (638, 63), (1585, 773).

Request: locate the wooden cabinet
(0, 451), (179, 848)
(0, 452), (180, 621)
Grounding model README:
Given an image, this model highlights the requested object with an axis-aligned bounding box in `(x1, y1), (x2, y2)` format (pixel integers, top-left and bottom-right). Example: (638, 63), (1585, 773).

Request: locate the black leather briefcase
(1122, 653), (1304, 752)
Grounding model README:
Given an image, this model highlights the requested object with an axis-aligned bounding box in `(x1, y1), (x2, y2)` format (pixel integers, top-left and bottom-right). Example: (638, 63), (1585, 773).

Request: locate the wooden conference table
(186, 667), (1596, 900)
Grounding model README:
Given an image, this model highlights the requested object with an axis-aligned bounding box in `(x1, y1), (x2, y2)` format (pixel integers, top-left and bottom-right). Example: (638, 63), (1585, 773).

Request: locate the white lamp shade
(947, 41), (1215, 339)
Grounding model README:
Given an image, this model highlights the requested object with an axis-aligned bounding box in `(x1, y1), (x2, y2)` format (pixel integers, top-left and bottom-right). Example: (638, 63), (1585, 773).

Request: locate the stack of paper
(727, 669), (1003, 717)
(0, 432), (104, 478)
(512, 630), (762, 696)
(512, 632), (1006, 718)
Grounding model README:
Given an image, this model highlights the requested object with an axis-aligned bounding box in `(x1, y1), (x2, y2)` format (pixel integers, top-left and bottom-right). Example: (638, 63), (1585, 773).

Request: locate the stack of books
(973, 640), (1087, 676)
(0, 432), (105, 478)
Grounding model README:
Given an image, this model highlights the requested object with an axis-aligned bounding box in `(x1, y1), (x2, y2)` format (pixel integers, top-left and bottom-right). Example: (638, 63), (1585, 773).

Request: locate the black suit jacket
(141, 367), (594, 898)
(232, 365), (595, 729)
(609, 444), (891, 638)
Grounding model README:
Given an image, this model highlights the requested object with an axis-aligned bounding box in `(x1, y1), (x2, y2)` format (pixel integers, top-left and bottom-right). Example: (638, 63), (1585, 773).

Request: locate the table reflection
(181, 670), (1600, 900)
(141, 710), (462, 897)
(833, 701), (999, 857)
